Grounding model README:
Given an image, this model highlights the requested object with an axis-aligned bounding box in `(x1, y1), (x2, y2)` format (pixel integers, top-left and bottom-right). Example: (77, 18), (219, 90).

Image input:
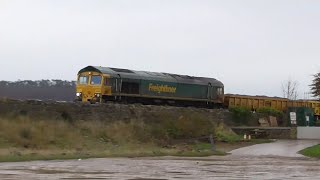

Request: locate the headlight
(76, 92), (81, 97)
(95, 93), (101, 97)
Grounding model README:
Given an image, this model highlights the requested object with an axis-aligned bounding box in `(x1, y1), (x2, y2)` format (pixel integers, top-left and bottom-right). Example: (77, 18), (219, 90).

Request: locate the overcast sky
(0, 0), (319, 97)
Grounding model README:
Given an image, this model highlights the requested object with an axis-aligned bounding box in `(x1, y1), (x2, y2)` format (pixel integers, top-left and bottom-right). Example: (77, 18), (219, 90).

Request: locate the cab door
(102, 76), (112, 96)
(114, 74), (122, 100)
(207, 83), (213, 101)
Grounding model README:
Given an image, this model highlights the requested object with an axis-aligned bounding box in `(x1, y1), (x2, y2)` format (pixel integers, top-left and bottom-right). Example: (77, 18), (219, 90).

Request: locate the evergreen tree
(310, 72), (320, 100)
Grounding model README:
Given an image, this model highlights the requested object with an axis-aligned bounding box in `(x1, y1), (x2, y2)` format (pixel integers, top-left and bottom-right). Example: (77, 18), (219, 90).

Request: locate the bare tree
(310, 72), (320, 100)
(282, 78), (299, 100)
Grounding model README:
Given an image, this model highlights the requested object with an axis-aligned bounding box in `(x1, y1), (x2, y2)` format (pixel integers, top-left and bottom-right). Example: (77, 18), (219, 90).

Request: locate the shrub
(19, 128), (32, 140)
(214, 123), (241, 143)
(256, 107), (283, 117)
(60, 111), (74, 124)
(229, 107), (252, 125)
(160, 114), (215, 139)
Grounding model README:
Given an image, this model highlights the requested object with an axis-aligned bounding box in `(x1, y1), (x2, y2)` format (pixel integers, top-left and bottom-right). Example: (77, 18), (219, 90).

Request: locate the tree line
(0, 80), (76, 101)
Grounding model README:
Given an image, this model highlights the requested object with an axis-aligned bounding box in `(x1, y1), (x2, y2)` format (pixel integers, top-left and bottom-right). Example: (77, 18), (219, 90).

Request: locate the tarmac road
(0, 140), (319, 180)
(230, 139), (320, 157)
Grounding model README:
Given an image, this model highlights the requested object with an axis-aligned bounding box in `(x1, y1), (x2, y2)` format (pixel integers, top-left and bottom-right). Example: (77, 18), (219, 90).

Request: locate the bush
(229, 107), (252, 125)
(256, 107), (283, 117)
(160, 114), (215, 139)
(19, 128), (32, 140)
(214, 123), (241, 143)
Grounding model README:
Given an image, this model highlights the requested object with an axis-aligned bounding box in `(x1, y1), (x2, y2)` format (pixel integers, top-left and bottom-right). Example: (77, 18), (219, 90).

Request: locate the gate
(297, 127), (320, 139)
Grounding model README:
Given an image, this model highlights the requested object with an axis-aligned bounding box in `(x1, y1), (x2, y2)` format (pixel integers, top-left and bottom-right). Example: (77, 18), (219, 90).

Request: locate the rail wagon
(76, 66), (224, 107)
(224, 94), (320, 118)
(224, 94), (288, 111)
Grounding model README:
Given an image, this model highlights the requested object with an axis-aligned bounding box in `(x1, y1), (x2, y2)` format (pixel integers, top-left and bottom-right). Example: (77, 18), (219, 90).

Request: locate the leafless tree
(310, 72), (320, 100)
(282, 78), (299, 100)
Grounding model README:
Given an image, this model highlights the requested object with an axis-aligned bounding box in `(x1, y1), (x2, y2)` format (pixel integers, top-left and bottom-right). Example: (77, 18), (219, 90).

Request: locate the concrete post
(209, 134), (215, 151)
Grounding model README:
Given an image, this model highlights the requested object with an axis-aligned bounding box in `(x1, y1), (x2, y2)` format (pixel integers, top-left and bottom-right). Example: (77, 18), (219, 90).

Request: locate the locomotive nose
(83, 90), (94, 101)
(82, 89), (102, 103)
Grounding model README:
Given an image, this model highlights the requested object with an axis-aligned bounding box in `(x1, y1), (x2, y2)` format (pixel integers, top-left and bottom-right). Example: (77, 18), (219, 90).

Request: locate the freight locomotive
(76, 66), (224, 108)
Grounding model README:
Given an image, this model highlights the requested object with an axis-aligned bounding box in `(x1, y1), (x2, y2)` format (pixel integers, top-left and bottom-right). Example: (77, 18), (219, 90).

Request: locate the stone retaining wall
(232, 127), (296, 139)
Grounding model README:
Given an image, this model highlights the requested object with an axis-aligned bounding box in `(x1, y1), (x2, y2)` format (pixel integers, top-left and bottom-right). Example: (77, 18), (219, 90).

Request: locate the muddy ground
(0, 140), (319, 180)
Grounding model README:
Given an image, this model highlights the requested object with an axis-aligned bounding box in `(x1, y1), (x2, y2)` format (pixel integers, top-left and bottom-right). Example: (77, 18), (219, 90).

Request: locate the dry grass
(0, 117), (85, 149)
(0, 115), (243, 162)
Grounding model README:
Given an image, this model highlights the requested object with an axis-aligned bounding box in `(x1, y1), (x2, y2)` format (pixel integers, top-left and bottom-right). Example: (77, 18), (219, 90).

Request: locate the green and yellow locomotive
(76, 66), (224, 108)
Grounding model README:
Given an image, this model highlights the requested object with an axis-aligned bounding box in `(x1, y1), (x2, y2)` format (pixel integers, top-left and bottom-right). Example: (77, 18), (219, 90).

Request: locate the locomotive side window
(122, 82), (139, 94)
(217, 88), (223, 95)
(79, 76), (88, 85)
(91, 75), (102, 85)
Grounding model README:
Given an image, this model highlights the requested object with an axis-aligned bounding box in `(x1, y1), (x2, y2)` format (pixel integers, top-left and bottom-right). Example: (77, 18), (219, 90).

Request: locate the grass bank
(0, 114), (266, 162)
(300, 144), (320, 158)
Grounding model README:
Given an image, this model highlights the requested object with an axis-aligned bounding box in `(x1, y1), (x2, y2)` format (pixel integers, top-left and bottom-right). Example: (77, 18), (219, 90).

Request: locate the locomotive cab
(76, 71), (111, 103)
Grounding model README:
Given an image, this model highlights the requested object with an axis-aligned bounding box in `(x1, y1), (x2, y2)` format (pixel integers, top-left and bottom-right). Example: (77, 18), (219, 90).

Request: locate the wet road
(0, 140), (319, 180)
(230, 139), (320, 157)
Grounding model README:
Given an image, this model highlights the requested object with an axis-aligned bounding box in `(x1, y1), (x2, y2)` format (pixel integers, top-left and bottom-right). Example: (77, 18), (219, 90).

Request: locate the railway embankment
(0, 98), (287, 161)
(0, 99), (231, 124)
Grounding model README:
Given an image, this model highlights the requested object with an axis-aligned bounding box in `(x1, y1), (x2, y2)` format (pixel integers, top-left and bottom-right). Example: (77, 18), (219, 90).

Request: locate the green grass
(300, 144), (320, 158)
(0, 153), (93, 162)
(0, 144), (226, 162)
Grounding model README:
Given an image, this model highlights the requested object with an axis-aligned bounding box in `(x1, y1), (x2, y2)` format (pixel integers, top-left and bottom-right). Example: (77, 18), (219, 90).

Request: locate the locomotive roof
(78, 66), (224, 87)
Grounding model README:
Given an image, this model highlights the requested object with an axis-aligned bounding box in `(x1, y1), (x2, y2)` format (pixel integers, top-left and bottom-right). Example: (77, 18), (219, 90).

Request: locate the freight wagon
(224, 94), (320, 118)
(76, 66), (224, 108)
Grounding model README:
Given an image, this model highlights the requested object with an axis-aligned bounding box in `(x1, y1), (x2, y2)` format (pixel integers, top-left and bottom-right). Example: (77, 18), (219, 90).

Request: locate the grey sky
(0, 0), (319, 98)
